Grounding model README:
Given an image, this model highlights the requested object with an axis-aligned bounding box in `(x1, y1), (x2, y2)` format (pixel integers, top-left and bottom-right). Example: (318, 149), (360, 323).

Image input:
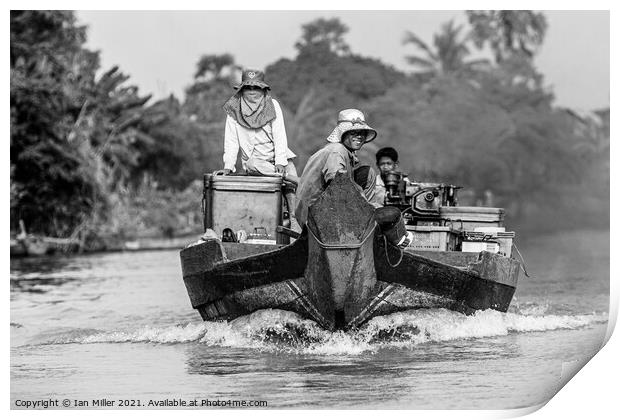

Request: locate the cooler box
(203, 174), (283, 243)
(405, 226), (459, 251)
(439, 206), (505, 231)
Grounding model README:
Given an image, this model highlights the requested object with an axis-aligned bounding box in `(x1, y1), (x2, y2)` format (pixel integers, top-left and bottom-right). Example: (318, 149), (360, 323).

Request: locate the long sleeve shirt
(295, 142), (359, 225)
(223, 98), (289, 172)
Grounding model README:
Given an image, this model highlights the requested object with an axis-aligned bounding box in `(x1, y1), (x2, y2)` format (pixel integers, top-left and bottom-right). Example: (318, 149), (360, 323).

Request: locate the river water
(10, 229), (610, 410)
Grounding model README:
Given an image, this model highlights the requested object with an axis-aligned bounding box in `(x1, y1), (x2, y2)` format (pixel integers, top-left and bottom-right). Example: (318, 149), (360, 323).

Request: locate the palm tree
(403, 20), (489, 77)
(466, 10), (547, 64)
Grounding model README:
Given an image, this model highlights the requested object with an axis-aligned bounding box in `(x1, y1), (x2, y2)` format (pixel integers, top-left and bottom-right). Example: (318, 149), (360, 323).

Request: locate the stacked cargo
(406, 206), (515, 256)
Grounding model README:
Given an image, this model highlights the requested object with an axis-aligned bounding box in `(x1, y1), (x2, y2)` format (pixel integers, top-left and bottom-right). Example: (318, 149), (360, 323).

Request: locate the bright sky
(76, 10), (609, 110)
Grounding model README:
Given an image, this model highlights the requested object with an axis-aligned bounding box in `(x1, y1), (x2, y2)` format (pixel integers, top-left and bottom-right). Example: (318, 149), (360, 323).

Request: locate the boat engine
(382, 171), (460, 225)
(380, 171), (514, 256)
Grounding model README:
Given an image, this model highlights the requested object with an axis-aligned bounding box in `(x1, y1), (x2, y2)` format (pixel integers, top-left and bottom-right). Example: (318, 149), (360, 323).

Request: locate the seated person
(295, 109), (412, 248)
(374, 147), (411, 206)
(295, 109), (376, 226)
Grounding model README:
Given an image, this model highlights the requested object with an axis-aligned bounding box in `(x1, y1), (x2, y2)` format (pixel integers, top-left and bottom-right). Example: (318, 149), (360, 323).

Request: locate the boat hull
(181, 240), (518, 330)
(180, 174), (519, 331)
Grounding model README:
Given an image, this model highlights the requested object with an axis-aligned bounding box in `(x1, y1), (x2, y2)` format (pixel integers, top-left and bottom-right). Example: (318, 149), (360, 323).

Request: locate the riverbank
(10, 231), (202, 258)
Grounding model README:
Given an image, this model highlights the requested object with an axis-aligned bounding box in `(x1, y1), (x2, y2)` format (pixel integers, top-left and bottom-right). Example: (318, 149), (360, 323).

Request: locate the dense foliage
(10, 11), (609, 244)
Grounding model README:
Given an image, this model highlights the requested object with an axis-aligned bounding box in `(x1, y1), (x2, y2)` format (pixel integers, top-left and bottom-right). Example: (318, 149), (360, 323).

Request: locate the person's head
(375, 147), (399, 176)
(235, 69), (270, 100)
(326, 109), (377, 151)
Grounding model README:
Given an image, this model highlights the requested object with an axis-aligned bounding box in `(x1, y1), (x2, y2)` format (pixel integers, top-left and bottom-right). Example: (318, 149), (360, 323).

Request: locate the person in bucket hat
(219, 68), (300, 230)
(295, 108), (378, 225)
(295, 108), (413, 249)
(221, 69), (297, 177)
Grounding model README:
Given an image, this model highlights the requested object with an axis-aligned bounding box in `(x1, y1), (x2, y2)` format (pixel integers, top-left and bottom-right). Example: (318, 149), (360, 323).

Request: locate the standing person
(295, 109), (413, 248)
(219, 69), (299, 227)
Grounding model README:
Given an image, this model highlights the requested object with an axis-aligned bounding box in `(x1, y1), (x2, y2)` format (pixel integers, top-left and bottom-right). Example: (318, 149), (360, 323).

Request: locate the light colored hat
(326, 109), (377, 143)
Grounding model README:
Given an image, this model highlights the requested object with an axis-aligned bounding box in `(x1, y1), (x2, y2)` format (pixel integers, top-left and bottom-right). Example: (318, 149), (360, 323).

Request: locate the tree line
(10, 11), (609, 245)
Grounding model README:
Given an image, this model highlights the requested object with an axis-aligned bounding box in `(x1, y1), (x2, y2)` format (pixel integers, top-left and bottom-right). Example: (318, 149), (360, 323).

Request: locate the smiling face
(341, 130), (368, 151)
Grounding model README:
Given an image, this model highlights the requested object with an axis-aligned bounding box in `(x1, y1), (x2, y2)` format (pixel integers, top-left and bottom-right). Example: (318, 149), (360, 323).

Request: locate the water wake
(35, 306), (608, 354)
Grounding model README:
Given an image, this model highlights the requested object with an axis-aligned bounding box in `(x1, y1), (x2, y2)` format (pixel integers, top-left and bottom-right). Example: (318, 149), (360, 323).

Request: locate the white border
(4, 2), (616, 419)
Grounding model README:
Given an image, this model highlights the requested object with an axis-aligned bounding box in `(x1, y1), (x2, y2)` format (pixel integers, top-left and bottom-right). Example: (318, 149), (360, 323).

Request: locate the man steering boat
(296, 108), (413, 249)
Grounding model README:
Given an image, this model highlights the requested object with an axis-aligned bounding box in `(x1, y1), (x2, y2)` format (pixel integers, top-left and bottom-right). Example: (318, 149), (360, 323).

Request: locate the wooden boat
(180, 173), (520, 331)
(11, 221), (81, 257)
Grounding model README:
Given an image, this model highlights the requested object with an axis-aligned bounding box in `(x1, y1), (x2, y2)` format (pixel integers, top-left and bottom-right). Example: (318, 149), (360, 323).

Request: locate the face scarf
(223, 88), (276, 130)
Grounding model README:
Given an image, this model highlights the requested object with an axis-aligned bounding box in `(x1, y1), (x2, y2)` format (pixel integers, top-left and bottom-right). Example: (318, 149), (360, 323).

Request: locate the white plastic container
(496, 231), (515, 257)
(245, 239), (277, 245)
(405, 226), (459, 251)
(474, 226), (506, 233)
(462, 229), (515, 257)
(462, 241), (500, 253)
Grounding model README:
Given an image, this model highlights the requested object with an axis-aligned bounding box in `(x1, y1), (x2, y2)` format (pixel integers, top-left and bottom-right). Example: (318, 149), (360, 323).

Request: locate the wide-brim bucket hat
(326, 109), (377, 143)
(234, 69), (270, 90)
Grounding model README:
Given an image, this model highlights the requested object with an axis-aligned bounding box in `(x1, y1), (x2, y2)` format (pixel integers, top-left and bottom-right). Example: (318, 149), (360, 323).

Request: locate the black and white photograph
(9, 5), (613, 413)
